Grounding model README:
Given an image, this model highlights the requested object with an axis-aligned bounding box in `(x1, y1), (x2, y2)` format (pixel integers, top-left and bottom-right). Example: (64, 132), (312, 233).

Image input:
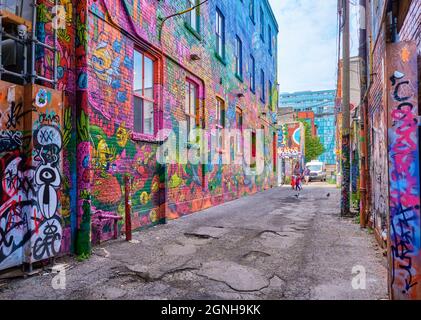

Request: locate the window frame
(235, 35), (243, 79)
(185, 79), (200, 144)
(250, 54), (255, 93)
(216, 97), (225, 152)
(260, 69), (265, 103)
(133, 49), (156, 136)
(249, 0), (255, 23)
(186, 0), (200, 33)
(215, 7), (225, 60)
(236, 107), (243, 155)
(260, 7), (265, 42)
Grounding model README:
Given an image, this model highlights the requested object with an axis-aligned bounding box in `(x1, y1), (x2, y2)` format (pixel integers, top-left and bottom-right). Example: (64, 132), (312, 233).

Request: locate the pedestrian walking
(304, 167), (310, 185)
(292, 163), (303, 193)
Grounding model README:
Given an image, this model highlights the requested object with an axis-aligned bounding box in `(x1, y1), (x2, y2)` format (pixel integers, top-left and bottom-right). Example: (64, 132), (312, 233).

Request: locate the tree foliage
(299, 120), (325, 163)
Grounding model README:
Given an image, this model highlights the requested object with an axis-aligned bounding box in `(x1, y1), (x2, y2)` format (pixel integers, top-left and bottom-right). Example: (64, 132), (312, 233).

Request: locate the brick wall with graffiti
(83, 0), (278, 228)
(1, 0), (278, 270)
(386, 4), (420, 299)
(368, 26), (389, 244)
(0, 81), (65, 270)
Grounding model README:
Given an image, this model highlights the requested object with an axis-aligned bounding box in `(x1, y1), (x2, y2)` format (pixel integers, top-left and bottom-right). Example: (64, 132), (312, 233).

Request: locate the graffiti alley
(0, 0), (420, 303)
(0, 184), (388, 300)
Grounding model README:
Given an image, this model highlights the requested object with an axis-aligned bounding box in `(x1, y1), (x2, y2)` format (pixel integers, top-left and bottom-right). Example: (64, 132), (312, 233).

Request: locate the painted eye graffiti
(39, 167), (56, 184)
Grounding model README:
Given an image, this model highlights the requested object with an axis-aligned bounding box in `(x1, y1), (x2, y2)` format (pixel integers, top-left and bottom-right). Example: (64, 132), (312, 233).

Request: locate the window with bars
(133, 50), (155, 135)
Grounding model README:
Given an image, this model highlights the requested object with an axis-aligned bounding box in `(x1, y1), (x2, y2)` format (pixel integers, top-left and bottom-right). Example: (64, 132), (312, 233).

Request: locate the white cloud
(269, 0), (359, 93)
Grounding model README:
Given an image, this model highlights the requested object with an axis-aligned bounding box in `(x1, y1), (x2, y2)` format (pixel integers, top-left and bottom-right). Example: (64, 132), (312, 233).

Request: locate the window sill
(235, 73), (244, 83)
(214, 52), (227, 66)
(250, 88), (256, 95)
(250, 17), (255, 25)
(184, 22), (202, 41)
(131, 132), (160, 143)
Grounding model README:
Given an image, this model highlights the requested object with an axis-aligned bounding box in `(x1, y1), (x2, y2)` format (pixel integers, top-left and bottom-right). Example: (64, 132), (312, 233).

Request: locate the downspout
(74, 0), (92, 257)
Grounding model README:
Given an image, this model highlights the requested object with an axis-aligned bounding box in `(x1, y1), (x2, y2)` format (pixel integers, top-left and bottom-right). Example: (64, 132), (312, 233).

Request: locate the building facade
(0, 0), (279, 271)
(279, 90), (337, 166)
(336, 0), (420, 300)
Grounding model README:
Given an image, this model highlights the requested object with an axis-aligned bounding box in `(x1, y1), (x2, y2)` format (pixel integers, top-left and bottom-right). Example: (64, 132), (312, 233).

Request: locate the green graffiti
(77, 110), (90, 142)
(76, 199), (92, 256)
(169, 173), (183, 188)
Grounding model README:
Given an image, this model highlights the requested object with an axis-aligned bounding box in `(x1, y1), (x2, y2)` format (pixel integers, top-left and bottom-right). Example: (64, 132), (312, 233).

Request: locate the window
(133, 50), (155, 135)
(216, 8), (225, 58)
(250, 55), (255, 92)
(216, 97), (225, 150)
(269, 80), (273, 106)
(236, 108), (243, 154)
(249, 0), (255, 22)
(235, 36), (242, 78)
(185, 80), (199, 143)
(187, 0), (200, 32)
(260, 7), (264, 41)
(268, 25), (272, 55)
(251, 130), (256, 168)
(260, 69), (265, 102)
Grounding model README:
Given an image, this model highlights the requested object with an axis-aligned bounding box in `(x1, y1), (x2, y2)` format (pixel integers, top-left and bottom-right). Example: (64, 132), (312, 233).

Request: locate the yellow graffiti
(140, 191), (150, 205)
(116, 122), (129, 147)
(149, 209), (159, 223)
(92, 36), (113, 83)
(169, 173), (183, 188)
(152, 181), (159, 193)
(95, 135), (116, 169)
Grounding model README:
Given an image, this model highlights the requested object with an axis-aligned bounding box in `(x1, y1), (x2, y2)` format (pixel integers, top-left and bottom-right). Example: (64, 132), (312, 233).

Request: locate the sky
(268, 0), (359, 93)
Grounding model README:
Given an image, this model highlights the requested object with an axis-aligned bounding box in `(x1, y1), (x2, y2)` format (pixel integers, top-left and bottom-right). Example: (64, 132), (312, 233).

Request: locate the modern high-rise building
(279, 90), (336, 165)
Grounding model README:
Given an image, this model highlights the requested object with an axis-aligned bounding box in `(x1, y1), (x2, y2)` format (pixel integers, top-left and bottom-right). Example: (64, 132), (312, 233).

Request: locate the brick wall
(368, 22), (389, 241)
(398, 0), (421, 105)
(85, 0), (279, 229)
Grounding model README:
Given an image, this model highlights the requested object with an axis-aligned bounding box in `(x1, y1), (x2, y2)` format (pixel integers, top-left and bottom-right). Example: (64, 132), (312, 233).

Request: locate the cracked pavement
(0, 183), (388, 300)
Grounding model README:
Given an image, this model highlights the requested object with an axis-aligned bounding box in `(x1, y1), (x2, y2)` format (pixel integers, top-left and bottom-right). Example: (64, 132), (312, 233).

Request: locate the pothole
(242, 251), (271, 262)
(184, 233), (215, 240)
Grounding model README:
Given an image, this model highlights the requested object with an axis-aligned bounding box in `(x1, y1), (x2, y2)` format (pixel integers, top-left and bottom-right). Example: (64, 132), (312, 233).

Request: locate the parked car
(306, 160), (327, 182)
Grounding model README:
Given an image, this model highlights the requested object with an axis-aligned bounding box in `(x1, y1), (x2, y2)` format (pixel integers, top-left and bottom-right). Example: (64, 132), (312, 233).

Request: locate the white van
(306, 160), (327, 182)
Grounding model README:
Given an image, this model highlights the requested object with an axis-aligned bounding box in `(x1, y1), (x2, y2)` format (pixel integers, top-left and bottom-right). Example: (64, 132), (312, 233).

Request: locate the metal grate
(0, 0), (58, 88)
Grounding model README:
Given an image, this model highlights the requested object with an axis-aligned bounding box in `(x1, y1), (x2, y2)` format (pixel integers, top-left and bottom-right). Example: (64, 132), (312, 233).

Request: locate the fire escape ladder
(0, 0), (58, 88)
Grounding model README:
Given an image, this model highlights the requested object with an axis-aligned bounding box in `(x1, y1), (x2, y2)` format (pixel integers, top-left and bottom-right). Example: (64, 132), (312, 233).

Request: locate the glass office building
(279, 90), (336, 165)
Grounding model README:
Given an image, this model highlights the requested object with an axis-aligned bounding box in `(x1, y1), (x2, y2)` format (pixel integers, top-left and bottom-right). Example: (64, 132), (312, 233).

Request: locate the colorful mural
(387, 42), (420, 300)
(1, 0), (279, 270)
(0, 81), (64, 270)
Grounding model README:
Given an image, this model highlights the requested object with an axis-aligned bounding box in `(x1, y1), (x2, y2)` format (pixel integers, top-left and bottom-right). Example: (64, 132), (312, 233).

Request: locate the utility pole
(358, 0), (368, 227)
(341, 0), (351, 216)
